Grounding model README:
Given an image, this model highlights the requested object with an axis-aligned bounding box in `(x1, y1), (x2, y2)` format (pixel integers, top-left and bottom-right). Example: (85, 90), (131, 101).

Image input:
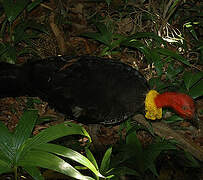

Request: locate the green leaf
(27, 0), (43, 12)
(0, 151), (12, 165)
(13, 109), (38, 150)
(121, 39), (152, 62)
(110, 166), (140, 177)
(85, 148), (99, 171)
(23, 166), (44, 180)
(151, 50), (163, 75)
(166, 63), (183, 80)
(13, 21), (45, 44)
(155, 48), (190, 66)
(105, 0), (112, 6)
(148, 163), (158, 177)
(164, 115), (183, 124)
(0, 162), (12, 174)
(126, 128), (142, 153)
(0, 20), (7, 38)
(129, 32), (166, 45)
(0, 151), (13, 174)
(100, 147), (112, 174)
(17, 47), (37, 57)
(188, 79), (203, 99)
(22, 122), (91, 155)
(2, 0), (30, 22)
(19, 150), (94, 180)
(148, 77), (168, 91)
(183, 71), (203, 90)
(82, 32), (111, 46)
(143, 141), (176, 172)
(183, 151), (199, 168)
(125, 126), (144, 172)
(110, 34), (125, 49)
(34, 143), (103, 178)
(1, 45), (17, 63)
(0, 121), (14, 162)
(0, 158), (11, 169)
(0, 42), (8, 55)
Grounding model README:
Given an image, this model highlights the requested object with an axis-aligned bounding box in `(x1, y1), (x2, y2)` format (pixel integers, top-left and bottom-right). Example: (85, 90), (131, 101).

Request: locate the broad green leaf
(2, 0), (30, 22)
(148, 77), (168, 91)
(13, 23), (44, 44)
(27, 0), (43, 12)
(34, 143), (103, 178)
(0, 42), (8, 55)
(164, 115), (183, 124)
(125, 127), (144, 172)
(155, 48), (190, 66)
(0, 151), (12, 166)
(96, 22), (112, 42)
(110, 34), (125, 49)
(105, 0), (112, 6)
(100, 46), (111, 56)
(22, 122), (91, 155)
(85, 148), (99, 171)
(1, 45), (17, 63)
(151, 50), (163, 75)
(23, 166), (44, 180)
(0, 152), (12, 174)
(0, 20), (7, 38)
(82, 32), (111, 46)
(13, 109), (38, 150)
(183, 151), (199, 168)
(0, 158), (11, 169)
(183, 71), (203, 90)
(0, 121), (14, 161)
(96, 22), (108, 34)
(129, 32), (166, 45)
(110, 166), (140, 177)
(188, 79), (203, 99)
(148, 163), (158, 176)
(121, 39), (152, 62)
(13, 21), (47, 44)
(18, 47), (37, 57)
(166, 63), (183, 80)
(126, 128), (142, 153)
(143, 141), (176, 172)
(100, 147), (112, 174)
(19, 150), (94, 180)
(0, 165), (12, 175)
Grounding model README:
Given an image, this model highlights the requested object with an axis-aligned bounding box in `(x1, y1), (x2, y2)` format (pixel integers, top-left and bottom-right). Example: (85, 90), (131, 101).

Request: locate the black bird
(0, 56), (196, 125)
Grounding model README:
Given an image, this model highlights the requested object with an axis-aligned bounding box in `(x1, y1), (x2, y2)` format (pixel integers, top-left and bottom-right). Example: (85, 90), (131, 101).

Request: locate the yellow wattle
(145, 90), (162, 120)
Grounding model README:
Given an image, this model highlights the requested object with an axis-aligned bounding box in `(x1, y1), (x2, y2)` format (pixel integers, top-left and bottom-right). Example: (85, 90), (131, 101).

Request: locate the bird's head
(168, 93), (195, 119)
(145, 90), (197, 126)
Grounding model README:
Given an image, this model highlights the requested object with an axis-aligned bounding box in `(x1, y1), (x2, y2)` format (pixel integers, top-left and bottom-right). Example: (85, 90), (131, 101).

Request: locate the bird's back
(0, 56), (149, 124)
(29, 56), (149, 124)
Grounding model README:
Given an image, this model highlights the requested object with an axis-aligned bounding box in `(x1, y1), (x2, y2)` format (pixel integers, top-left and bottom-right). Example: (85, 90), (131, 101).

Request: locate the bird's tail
(0, 62), (28, 97)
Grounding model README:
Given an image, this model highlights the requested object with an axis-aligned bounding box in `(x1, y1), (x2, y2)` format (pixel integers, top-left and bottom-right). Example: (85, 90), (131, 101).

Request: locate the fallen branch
(133, 114), (203, 161)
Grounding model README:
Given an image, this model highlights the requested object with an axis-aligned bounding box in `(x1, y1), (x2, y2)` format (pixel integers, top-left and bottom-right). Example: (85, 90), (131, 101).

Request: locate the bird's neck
(154, 92), (180, 109)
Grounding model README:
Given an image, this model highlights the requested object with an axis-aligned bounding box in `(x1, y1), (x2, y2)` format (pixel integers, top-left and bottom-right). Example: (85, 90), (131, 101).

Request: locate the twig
(49, 12), (67, 54)
(133, 114), (203, 161)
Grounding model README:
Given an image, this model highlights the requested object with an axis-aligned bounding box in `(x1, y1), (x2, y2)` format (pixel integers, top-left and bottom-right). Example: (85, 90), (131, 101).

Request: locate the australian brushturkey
(0, 56), (196, 125)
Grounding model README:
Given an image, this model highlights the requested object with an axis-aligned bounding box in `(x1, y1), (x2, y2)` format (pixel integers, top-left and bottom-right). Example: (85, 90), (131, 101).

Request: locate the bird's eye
(182, 106), (188, 111)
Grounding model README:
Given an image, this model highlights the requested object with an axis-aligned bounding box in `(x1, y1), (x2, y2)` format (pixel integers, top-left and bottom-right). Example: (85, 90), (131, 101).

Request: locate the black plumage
(0, 56), (149, 124)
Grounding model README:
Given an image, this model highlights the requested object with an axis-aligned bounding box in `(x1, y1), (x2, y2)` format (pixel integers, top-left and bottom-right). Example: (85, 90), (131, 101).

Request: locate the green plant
(84, 147), (114, 179)
(0, 109), (103, 180)
(110, 120), (177, 179)
(82, 22), (126, 56)
(0, 0), (46, 63)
